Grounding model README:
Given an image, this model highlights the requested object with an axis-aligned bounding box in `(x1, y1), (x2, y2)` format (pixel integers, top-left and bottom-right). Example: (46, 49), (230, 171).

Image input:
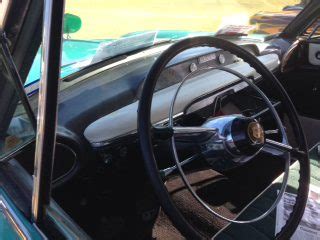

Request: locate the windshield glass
(25, 0), (306, 94)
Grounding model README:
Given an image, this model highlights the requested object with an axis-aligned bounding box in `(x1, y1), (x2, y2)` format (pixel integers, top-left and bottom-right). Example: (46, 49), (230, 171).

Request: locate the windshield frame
(280, 0), (319, 38)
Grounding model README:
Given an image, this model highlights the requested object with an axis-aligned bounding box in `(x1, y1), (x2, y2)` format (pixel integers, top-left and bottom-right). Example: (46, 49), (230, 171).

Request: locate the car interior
(1, 1), (320, 240)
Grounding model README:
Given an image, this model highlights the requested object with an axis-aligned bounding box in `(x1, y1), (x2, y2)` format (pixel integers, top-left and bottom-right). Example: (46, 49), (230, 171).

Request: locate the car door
(0, 0), (92, 239)
(0, 190), (43, 239)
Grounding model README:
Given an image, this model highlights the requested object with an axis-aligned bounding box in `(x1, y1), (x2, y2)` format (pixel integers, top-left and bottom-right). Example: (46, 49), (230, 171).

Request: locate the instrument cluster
(155, 50), (238, 92)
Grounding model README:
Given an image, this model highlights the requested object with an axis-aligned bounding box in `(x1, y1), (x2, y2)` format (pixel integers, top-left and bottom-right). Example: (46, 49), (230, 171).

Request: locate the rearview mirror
(63, 13), (82, 34)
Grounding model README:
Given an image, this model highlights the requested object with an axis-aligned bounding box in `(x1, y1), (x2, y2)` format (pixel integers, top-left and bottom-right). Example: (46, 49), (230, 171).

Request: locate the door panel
(0, 188), (43, 240)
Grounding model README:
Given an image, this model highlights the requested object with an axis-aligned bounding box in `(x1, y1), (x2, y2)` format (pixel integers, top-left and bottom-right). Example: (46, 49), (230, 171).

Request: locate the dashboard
(25, 40), (281, 183)
(83, 51), (279, 147)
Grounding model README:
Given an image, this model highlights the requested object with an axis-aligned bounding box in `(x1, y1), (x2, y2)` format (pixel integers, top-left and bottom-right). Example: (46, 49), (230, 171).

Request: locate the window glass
(0, 56), (35, 160)
(25, 0), (306, 95)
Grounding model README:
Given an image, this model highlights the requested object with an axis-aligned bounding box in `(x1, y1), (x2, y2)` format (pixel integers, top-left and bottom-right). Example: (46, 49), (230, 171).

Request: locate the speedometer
(198, 53), (216, 64)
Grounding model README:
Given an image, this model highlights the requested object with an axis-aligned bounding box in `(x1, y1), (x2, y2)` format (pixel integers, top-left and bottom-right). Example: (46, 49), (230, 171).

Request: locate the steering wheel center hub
(197, 116), (265, 170)
(247, 121), (265, 144)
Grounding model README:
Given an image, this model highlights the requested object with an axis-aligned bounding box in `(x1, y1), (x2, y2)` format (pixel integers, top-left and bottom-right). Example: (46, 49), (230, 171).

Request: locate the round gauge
(218, 54), (226, 64)
(189, 62), (198, 72)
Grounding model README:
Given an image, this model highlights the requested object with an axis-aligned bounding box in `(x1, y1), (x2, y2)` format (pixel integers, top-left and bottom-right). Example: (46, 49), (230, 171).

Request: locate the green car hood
(25, 39), (104, 95)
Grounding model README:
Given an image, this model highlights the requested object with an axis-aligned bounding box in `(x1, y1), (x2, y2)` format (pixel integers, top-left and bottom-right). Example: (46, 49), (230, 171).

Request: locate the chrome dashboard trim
(90, 112), (184, 148)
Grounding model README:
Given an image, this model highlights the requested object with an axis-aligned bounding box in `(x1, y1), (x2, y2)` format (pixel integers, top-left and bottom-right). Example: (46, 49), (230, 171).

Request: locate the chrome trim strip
(32, 0), (65, 223)
(0, 138), (35, 163)
(32, 224), (48, 240)
(90, 112), (184, 148)
(46, 200), (91, 240)
(0, 195), (32, 240)
(154, 112), (184, 126)
(173, 126), (217, 134)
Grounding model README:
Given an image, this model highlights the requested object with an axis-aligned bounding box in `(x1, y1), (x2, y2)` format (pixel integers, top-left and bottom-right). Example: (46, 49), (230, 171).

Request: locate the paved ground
(65, 0), (299, 40)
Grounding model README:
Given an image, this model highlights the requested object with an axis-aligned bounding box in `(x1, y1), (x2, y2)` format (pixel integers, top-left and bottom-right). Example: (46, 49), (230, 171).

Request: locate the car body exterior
(250, 10), (301, 35)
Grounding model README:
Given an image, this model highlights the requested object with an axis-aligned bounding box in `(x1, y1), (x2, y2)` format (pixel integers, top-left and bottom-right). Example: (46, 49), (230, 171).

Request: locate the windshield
(25, 0), (306, 94)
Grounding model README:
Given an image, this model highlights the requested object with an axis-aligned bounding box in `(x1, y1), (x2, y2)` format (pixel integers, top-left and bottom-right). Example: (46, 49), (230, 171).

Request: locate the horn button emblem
(247, 122), (265, 144)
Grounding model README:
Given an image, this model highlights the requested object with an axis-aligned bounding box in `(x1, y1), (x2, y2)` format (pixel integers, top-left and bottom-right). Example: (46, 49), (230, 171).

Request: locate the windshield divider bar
(31, 0), (65, 224)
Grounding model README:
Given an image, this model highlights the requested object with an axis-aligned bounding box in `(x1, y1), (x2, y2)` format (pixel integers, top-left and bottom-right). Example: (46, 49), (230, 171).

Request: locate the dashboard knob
(189, 62), (198, 72)
(218, 54), (226, 64)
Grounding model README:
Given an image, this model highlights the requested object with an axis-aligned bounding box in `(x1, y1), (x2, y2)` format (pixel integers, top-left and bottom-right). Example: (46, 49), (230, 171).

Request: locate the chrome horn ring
(168, 66), (290, 224)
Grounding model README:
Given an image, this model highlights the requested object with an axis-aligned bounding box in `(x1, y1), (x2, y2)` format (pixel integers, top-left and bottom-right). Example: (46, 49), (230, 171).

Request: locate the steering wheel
(138, 37), (310, 239)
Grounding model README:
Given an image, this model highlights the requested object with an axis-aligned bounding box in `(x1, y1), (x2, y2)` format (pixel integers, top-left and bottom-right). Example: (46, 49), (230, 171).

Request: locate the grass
(65, 0), (300, 40)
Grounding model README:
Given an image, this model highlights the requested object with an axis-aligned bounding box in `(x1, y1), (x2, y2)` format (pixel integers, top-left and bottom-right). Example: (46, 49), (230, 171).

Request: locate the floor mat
(214, 143), (320, 239)
(153, 152), (285, 239)
(153, 168), (266, 238)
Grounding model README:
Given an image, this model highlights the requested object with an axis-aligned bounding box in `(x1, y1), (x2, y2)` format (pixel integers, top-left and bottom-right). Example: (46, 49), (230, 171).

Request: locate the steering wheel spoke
(153, 126), (218, 142)
(265, 138), (307, 158)
(265, 138), (293, 152)
(160, 153), (202, 179)
(265, 129), (280, 135)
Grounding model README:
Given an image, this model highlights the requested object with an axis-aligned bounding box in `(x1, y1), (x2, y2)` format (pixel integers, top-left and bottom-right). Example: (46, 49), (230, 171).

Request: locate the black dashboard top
(54, 44), (249, 135)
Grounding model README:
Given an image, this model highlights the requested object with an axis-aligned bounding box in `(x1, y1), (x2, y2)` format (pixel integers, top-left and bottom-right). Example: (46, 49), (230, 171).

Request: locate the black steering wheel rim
(138, 36), (310, 239)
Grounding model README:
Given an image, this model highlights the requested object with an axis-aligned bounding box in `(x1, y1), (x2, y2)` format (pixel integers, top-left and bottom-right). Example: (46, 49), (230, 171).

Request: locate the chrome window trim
(0, 195), (32, 240)
(32, 0), (65, 223)
(0, 138), (35, 163)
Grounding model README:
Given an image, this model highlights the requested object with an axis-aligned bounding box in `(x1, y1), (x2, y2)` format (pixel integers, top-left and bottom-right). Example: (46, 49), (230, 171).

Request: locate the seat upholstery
(214, 144), (320, 240)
